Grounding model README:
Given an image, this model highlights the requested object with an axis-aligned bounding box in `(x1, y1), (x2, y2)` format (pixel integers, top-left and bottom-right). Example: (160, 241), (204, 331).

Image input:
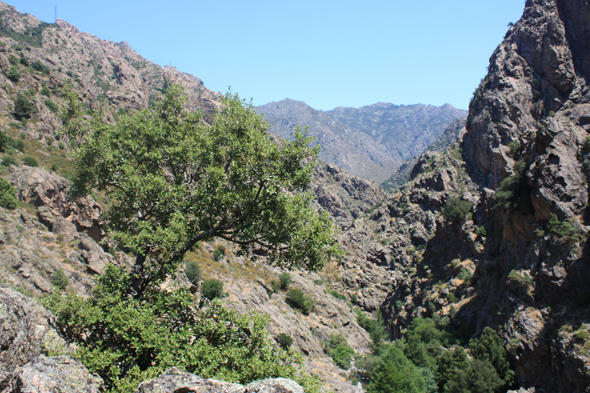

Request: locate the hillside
(257, 99), (466, 183)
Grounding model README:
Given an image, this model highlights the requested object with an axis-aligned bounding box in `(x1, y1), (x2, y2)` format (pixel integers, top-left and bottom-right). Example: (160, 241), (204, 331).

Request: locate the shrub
(31, 60), (50, 75)
(213, 245), (226, 261)
(19, 55), (29, 66)
(584, 136), (590, 151)
(442, 197), (473, 225)
(323, 333), (356, 370)
(279, 272), (291, 290)
(51, 268), (69, 290)
(1, 156), (16, 167)
(45, 98), (58, 113)
(40, 85), (50, 96)
(66, 70), (73, 77)
(201, 278), (224, 300)
(7, 65), (20, 82)
(475, 226), (487, 238)
(0, 178), (17, 209)
(276, 333), (293, 350)
(507, 141), (519, 157)
(329, 290), (346, 300)
(270, 279), (280, 293)
(23, 156), (38, 167)
(469, 327), (514, 389)
(43, 265), (317, 393)
(58, 141), (65, 150)
(286, 288), (315, 315)
(446, 292), (457, 303)
(13, 94), (35, 120)
(495, 160), (532, 212)
(184, 260), (202, 286)
(547, 214), (585, 242)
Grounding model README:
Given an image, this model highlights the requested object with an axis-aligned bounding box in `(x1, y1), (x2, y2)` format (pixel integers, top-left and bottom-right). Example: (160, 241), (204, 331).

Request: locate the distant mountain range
(257, 99), (467, 183)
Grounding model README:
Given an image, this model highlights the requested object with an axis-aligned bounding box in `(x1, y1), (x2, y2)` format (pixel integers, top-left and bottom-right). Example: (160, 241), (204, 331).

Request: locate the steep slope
(330, 0), (590, 391)
(257, 99), (466, 183)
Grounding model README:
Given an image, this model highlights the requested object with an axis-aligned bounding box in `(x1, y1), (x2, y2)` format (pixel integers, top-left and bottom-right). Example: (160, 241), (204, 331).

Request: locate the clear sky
(7, 1), (525, 111)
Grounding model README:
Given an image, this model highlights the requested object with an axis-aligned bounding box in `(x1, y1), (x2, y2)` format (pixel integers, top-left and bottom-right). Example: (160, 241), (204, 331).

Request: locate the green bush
(1, 156), (16, 167)
(368, 345), (426, 393)
(66, 70), (73, 77)
(270, 279), (280, 293)
(184, 260), (202, 286)
(507, 141), (519, 157)
(14, 94), (35, 120)
(23, 156), (38, 167)
(31, 60), (50, 75)
(213, 245), (226, 261)
(51, 268), (69, 290)
(19, 55), (29, 66)
(40, 85), (50, 96)
(0, 178), (17, 209)
(469, 327), (514, 389)
(547, 214), (585, 242)
(276, 333), (293, 350)
(495, 161), (533, 212)
(44, 265), (317, 393)
(442, 197), (473, 225)
(447, 292), (457, 303)
(279, 272), (291, 290)
(475, 226), (487, 238)
(58, 141), (65, 150)
(7, 65), (20, 82)
(201, 278), (224, 300)
(45, 98), (58, 113)
(323, 333), (356, 370)
(286, 288), (315, 315)
(329, 290), (346, 300)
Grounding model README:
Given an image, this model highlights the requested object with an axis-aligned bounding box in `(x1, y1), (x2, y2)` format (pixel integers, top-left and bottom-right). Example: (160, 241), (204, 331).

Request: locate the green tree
(368, 345), (426, 393)
(44, 265), (318, 393)
(323, 333), (356, 370)
(200, 278), (224, 300)
(469, 327), (514, 389)
(0, 178), (17, 210)
(442, 197), (473, 225)
(7, 65), (20, 82)
(286, 288), (315, 315)
(61, 84), (340, 297)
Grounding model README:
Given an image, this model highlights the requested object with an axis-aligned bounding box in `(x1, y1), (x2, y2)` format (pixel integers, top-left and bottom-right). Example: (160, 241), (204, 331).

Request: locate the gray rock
(10, 355), (103, 393)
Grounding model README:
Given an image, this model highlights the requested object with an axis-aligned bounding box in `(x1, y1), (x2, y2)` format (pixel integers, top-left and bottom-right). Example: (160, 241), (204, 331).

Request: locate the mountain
(257, 99), (467, 183)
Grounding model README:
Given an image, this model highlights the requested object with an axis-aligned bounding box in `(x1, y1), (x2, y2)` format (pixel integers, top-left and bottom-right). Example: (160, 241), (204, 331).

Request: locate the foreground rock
(137, 367), (303, 393)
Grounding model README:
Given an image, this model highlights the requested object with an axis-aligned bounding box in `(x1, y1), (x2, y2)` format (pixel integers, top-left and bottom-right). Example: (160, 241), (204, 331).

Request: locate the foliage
(213, 245), (226, 261)
(41, 85), (51, 96)
(200, 278), (224, 300)
(469, 327), (514, 388)
(368, 345), (426, 393)
(442, 197), (473, 225)
(23, 156), (38, 167)
(495, 161), (532, 212)
(507, 141), (519, 157)
(329, 289), (346, 300)
(279, 272), (291, 290)
(13, 94), (35, 120)
(7, 65), (20, 82)
(276, 333), (293, 350)
(356, 309), (388, 354)
(286, 288), (315, 315)
(475, 226), (487, 238)
(323, 333), (356, 370)
(184, 260), (202, 286)
(44, 265), (318, 393)
(31, 60), (50, 75)
(51, 268), (69, 290)
(547, 214), (584, 242)
(0, 177), (17, 210)
(45, 98), (58, 113)
(19, 54), (29, 66)
(1, 156), (16, 168)
(61, 83), (340, 295)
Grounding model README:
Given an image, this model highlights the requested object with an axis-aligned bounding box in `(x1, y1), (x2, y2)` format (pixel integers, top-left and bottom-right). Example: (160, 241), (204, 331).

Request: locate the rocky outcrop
(0, 285), (68, 391)
(137, 367), (303, 393)
(10, 355), (103, 393)
(8, 166), (103, 242)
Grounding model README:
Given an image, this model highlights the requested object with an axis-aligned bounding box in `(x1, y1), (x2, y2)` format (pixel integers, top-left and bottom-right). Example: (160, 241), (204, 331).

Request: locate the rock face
(0, 285), (68, 391)
(137, 367), (304, 393)
(257, 99), (466, 183)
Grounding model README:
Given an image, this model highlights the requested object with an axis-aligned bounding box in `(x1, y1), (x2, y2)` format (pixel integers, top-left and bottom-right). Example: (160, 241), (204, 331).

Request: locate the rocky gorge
(0, 0), (589, 392)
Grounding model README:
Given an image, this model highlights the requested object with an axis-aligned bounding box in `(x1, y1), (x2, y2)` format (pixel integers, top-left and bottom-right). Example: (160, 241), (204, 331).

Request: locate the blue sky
(8, 1), (524, 111)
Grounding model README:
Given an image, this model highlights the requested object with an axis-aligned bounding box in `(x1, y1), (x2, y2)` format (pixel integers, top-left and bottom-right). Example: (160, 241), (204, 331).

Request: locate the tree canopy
(62, 83), (340, 294)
